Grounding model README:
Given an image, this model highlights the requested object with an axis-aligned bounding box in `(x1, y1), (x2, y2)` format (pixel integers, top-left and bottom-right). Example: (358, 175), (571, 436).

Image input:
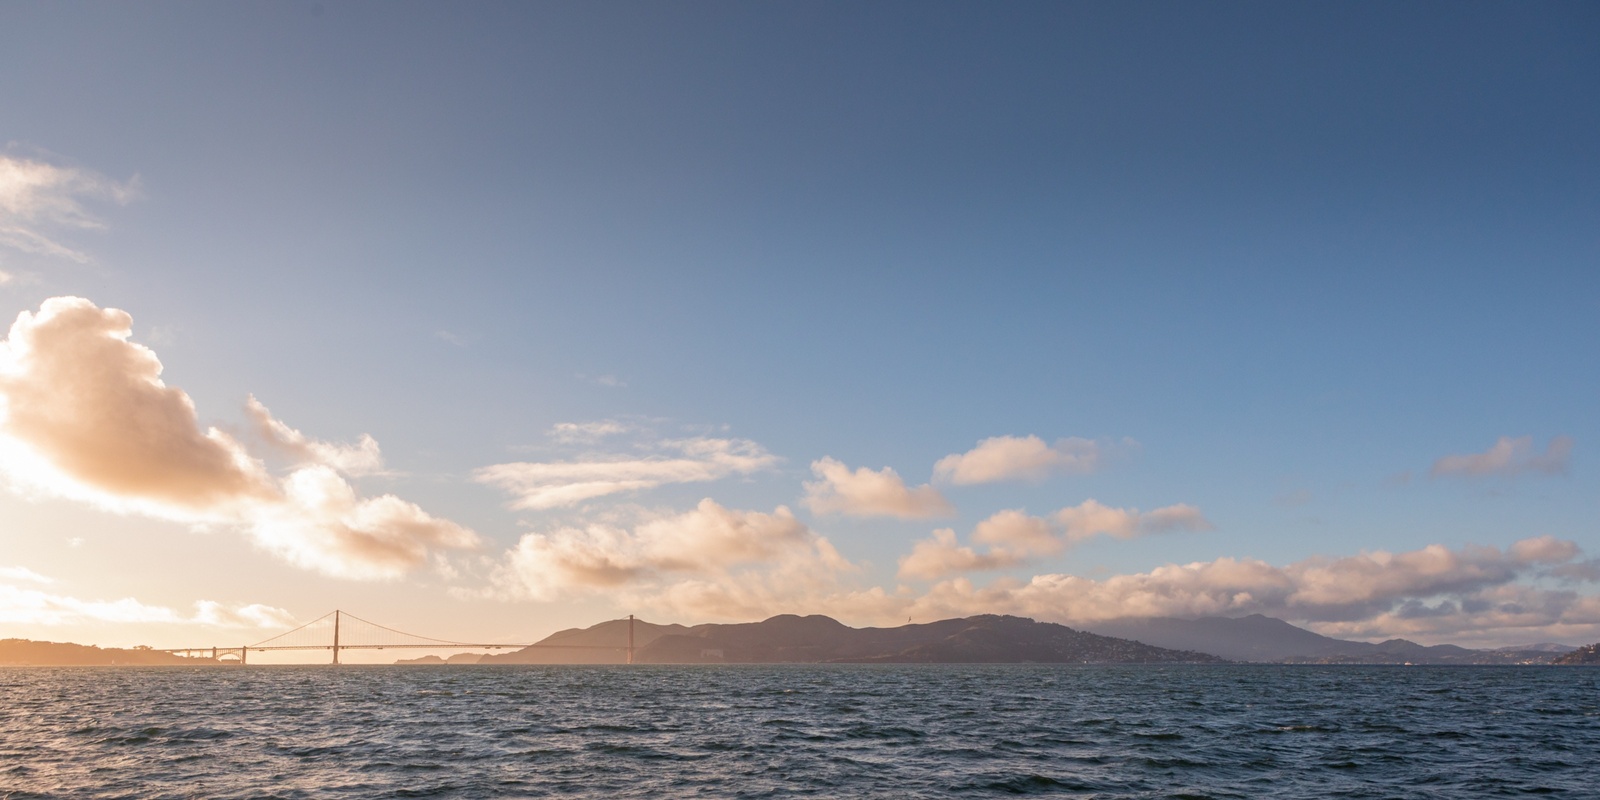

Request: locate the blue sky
(1, 1), (1596, 656)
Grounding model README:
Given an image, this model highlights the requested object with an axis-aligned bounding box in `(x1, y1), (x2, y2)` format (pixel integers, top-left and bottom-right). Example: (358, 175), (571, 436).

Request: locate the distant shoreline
(10, 612), (1595, 666)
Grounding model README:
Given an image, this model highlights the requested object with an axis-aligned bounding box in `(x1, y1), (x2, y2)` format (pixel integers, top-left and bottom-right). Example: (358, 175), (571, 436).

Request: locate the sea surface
(2, 664), (1597, 798)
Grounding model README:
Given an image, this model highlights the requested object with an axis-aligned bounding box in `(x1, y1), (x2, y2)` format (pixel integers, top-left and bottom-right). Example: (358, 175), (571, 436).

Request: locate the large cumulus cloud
(493, 499), (857, 608)
(0, 298), (275, 513)
(0, 297), (478, 579)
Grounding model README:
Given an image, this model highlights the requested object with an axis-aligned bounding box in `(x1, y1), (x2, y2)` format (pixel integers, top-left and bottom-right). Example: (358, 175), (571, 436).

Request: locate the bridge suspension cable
(160, 609), (637, 664)
(248, 610), (519, 650)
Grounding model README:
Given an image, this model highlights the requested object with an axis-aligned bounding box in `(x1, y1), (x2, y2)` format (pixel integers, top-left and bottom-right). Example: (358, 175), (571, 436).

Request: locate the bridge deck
(154, 610), (637, 662)
(156, 643), (627, 653)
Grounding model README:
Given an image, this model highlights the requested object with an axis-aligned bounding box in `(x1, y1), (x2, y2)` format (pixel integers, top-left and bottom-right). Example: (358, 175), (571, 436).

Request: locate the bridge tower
(160, 609), (638, 664)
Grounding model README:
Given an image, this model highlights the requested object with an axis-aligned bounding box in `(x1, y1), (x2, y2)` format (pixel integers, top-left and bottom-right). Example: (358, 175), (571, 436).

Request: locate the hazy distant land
(408, 613), (1581, 667)
(1552, 644), (1600, 665)
(6, 614), (1595, 667)
(0, 639), (219, 666)
(434, 614), (1223, 665)
(1078, 614), (1575, 665)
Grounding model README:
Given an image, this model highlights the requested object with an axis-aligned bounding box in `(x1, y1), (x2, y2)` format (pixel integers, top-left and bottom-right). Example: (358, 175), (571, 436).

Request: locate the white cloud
(0, 565), (52, 584)
(0, 297), (277, 517)
(501, 523), (643, 595)
(899, 501), (1213, 580)
(802, 457), (954, 519)
(0, 584), (182, 626)
(190, 600), (299, 630)
(494, 499), (849, 602)
(1430, 435), (1573, 479)
(549, 420), (629, 443)
(0, 297), (479, 580)
(0, 583), (294, 629)
(246, 395), (385, 476)
(247, 465), (478, 580)
(635, 565), (894, 624)
(971, 509), (1059, 555)
(476, 436), (779, 510)
(933, 435), (1109, 484)
(634, 498), (814, 570)
(898, 528), (1023, 580)
(1054, 499), (1213, 544)
(0, 154), (137, 264)
(1509, 535), (1580, 564)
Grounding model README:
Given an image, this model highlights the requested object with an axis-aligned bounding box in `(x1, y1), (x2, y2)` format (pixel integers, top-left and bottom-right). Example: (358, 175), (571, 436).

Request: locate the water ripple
(2, 665), (1598, 798)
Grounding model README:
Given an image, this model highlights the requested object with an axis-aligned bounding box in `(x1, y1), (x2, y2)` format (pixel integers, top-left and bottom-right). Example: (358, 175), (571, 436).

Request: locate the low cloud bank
(0, 297), (478, 579)
(479, 459), (1599, 645)
(899, 534), (1599, 646)
(900, 501), (1213, 579)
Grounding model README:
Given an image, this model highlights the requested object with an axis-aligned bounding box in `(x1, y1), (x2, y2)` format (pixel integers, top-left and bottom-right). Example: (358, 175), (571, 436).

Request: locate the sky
(1, 1), (1597, 659)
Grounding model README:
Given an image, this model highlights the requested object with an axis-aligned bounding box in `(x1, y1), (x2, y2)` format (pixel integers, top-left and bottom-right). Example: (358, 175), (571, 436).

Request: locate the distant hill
(1083, 615), (1347, 663)
(1505, 642), (1578, 654)
(1080, 615), (1563, 664)
(0, 639), (217, 666)
(479, 617), (690, 664)
(483, 614), (1224, 665)
(395, 653), (485, 665)
(1552, 644), (1600, 665)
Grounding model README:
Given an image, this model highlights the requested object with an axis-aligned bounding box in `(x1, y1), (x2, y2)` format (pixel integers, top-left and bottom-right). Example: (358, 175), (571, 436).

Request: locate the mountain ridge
(0, 638), (218, 666)
(484, 613), (1223, 665)
(1079, 615), (1564, 664)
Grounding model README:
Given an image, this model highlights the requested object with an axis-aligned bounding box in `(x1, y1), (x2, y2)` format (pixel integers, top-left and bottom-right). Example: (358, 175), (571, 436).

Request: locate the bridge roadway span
(156, 610), (637, 664)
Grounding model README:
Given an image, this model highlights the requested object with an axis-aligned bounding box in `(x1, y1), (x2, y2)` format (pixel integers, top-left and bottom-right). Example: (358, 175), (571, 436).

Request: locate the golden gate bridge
(157, 610), (636, 665)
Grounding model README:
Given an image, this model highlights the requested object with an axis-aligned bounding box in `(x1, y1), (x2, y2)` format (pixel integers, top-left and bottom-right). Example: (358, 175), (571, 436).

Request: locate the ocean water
(2, 665), (1597, 798)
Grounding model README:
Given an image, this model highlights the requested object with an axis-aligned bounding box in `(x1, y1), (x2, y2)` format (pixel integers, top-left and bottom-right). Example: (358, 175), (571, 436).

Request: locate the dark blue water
(2, 665), (1597, 798)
